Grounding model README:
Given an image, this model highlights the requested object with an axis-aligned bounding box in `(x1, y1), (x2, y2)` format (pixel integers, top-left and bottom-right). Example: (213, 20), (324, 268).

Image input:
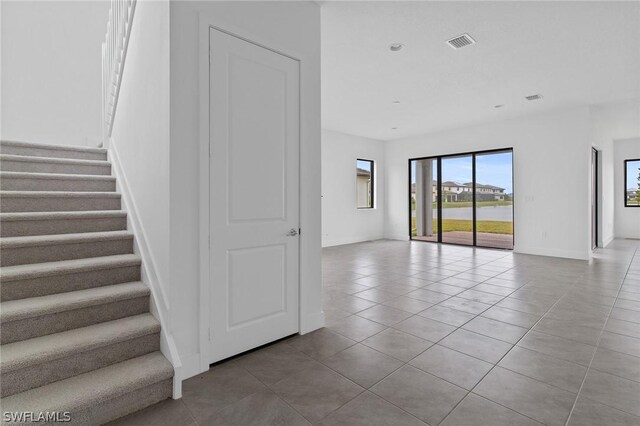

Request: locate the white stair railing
(102, 0), (137, 144)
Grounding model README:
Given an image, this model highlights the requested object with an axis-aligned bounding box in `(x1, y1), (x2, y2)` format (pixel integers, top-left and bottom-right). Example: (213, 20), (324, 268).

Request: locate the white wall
(591, 99), (640, 246)
(0, 1), (109, 147)
(615, 138), (640, 239)
(385, 107), (593, 260)
(169, 1), (321, 379)
(107, 0), (178, 393)
(322, 129), (385, 246)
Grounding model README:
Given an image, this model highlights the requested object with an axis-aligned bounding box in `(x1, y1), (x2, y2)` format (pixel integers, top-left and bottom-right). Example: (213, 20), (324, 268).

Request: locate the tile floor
(111, 239), (640, 425)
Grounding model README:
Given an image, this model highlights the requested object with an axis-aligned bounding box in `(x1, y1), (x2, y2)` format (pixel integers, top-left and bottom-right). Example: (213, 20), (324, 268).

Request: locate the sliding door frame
(408, 147), (514, 250)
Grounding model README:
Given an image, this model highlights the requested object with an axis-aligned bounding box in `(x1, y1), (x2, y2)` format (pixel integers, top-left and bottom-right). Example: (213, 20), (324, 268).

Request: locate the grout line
(437, 261), (597, 425)
(564, 246), (639, 426)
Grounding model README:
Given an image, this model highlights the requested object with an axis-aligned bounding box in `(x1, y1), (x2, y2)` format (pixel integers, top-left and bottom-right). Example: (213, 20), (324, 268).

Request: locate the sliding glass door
(475, 151), (513, 249)
(441, 155), (474, 246)
(411, 158), (438, 242)
(409, 148), (513, 249)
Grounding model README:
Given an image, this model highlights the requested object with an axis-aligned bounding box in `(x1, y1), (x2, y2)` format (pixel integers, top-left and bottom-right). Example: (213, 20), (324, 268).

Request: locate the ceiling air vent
(446, 33), (476, 50)
(525, 94), (544, 101)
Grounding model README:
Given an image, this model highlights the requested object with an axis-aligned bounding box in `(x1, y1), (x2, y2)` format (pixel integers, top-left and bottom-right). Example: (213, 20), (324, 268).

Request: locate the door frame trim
(198, 14), (314, 373)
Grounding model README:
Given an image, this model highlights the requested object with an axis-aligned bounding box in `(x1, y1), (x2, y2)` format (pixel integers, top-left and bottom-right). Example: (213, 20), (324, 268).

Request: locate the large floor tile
(458, 289), (505, 304)
(417, 305), (476, 327)
(474, 367), (576, 426)
(410, 344), (493, 390)
(322, 343), (403, 388)
(108, 399), (196, 426)
(382, 295), (434, 314)
(423, 283), (466, 296)
(579, 369), (640, 417)
(441, 393), (541, 426)
(516, 330), (596, 366)
(532, 317), (602, 346)
(181, 364), (267, 423)
(235, 343), (318, 385)
(463, 316), (528, 344)
(287, 328), (356, 360)
(361, 328), (433, 362)
(270, 362), (364, 423)
(440, 329), (513, 363)
(201, 389), (311, 426)
(590, 347), (640, 382)
(498, 346), (587, 393)
(480, 306), (540, 328)
(327, 315), (387, 342)
(393, 315), (457, 342)
(605, 317), (640, 339)
(406, 288), (452, 303)
(354, 288), (398, 303)
(568, 395), (640, 426)
(318, 391), (426, 426)
(598, 331), (640, 357)
(357, 304), (413, 326)
(438, 297), (492, 315)
(371, 365), (467, 425)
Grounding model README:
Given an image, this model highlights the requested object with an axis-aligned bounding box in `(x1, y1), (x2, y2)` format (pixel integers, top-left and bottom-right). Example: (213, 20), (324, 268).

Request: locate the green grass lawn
(411, 200), (512, 210)
(411, 218), (513, 237)
(436, 200), (513, 209)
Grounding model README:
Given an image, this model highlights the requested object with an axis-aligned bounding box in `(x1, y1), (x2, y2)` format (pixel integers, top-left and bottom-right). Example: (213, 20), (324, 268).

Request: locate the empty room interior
(1, 0), (640, 425)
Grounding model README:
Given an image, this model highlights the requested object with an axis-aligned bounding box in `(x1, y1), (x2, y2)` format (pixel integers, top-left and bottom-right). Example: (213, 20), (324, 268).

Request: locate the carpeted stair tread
(0, 154), (110, 167)
(0, 352), (173, 415)
(0, 171), (116, 182)
(0, 254), (141, 281)
(0, 210), (127, 221)
(0, 190), (121, 199)
(0, 140), (107, 156)
(0, 314), (159, 373)
(0, 281), (149, 322)
(1, 230), (133, 248)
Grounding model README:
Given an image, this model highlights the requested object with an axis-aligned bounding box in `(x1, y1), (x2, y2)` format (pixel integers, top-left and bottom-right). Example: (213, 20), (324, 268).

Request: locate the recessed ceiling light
(525, 94), (543, 101)
(389, 43), (404, 52)
(494, 104), (504, 108)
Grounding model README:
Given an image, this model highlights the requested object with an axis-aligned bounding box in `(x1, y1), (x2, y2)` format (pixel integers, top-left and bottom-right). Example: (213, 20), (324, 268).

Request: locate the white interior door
(208, 28), (300, 363)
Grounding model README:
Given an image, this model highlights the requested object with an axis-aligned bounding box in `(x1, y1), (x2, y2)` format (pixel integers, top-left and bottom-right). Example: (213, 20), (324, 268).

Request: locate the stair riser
(0, 145), (107, 161)
(1, 238), (134, 266)
(1, 177), (116, 192)
(1, 264), (141, 301)
(0, 216), (127, 237)
(0, 159), (111, 175)
(1, 333), (160, 397)
(1, 296), (150, 344)
(1, 196), (121, 212)
(71, 379), (172, 425)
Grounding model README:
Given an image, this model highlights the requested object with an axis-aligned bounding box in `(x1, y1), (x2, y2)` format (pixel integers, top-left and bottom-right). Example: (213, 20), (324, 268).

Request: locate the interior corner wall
(614, 138), (640, 239)
(0, 1), (109, 147)
(169, 1), (321, 380)
(108, 0), (173, 384)
(384, 106), (593, 260)
(590, 100), (640, 245)
(322, 129), (385, 247)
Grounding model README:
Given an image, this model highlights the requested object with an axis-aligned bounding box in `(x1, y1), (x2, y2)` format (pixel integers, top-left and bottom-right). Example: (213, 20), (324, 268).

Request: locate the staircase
(0, 140), (173, 424)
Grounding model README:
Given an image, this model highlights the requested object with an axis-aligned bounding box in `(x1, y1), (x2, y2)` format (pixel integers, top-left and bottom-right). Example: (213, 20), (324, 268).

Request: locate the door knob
(286, 228), (299, 237)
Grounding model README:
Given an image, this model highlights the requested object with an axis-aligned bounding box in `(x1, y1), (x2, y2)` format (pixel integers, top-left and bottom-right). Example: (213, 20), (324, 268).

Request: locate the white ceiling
(321, 1), (640, 141)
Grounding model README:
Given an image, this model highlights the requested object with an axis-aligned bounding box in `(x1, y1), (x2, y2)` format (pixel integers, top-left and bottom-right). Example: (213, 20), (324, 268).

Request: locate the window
(625, 159), (640, 207)
(356, 159), (374, 208)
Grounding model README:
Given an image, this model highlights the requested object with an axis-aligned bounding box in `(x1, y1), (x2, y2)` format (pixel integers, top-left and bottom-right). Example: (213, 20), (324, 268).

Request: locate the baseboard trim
(322, 235), (385, 247)
(108, 139), (182, 398)
(514, 245), (590, 261)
